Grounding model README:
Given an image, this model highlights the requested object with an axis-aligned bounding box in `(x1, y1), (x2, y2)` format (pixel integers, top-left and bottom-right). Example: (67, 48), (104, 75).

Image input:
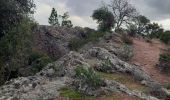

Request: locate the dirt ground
(130, 38), (170, 84)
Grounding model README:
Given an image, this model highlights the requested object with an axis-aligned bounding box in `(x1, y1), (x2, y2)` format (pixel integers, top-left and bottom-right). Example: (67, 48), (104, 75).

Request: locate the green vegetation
(160, 31), (170, 44)
(0, 0), (35, 39)
(69, 37), (88, 51)
(159, 50), (170, 74)
(121, 33), (133, 45)
(165, 83), (170, 90)
(29, 51), (53, 74)
(75, 66), (103, 88)
(97, 72), (149, 92)
(0, 18), (36, 84)
(159, 54), (170, 62)
(48, 8), (60, 26)
(61, 12), (73, 28)
(117, 44), (133, 61)
(69, 32), (107, 51)
(49, 8), (73, 27)
(97, 58), (113, 72)
(60, 87), (94, 100)
(92, 6), (115, 32)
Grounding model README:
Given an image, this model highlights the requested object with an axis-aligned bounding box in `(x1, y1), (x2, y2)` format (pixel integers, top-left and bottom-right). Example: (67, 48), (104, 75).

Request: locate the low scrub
(29, 51), (53, 74)
(60, 87), (94, 100)
(75, 66), (103, 88)
(159, 49), (170, 73)
(160, 31), (170, 44)
(95, 58), (113, 73)
(69, 32), (107, 51)
(121, 33), (133, 45)
(68, 37), (87, 51)
(116, 44), (134, 61)
(165, 83), (170, 90)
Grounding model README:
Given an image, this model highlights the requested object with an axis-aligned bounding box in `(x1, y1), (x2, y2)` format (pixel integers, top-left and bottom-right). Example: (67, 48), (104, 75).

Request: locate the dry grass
(97, 72), (149, 92)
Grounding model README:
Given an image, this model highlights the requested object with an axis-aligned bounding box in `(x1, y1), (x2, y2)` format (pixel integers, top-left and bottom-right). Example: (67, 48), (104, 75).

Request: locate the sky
(34, 0), (170, 30)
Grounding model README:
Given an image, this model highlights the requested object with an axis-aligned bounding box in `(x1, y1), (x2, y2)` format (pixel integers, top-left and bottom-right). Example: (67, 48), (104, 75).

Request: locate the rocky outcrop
(87, 47), (170, 98)
(0, 50), (162, 100)
(33, 25), (93, 59)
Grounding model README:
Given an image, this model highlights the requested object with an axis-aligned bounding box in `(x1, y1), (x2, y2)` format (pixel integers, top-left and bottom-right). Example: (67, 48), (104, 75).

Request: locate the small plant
(165, 83), (170, 90)
(29, 51), (53, 74)
(159, 49), (170, 73)
(69, 31), (107, 51)
(159, 54), (170, 62)
(75, 66), (103, 88)
(117, 44), (134, 61)
(60, 87), (94, 100)
(121, 33), (133, 45)
(99, 58), (112, 72)
(69, 38), (87, 51)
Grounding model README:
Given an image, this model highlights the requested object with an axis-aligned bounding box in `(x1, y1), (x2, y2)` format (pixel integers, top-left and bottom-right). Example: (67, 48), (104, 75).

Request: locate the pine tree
(48, 8), (60, 26)
(61, 12), (73, 28)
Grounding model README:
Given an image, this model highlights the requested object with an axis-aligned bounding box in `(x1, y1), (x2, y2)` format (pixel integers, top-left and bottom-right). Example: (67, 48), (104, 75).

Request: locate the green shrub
(160, 31), (170, 44)
(159, 54), (170, 62)
(69, 38), (88, 51)
(75, 66), (103, 88)
(98, 58), (112, 72)
(117, 44), (134, 61)
(69, 32), (107, 51)
(60, 87), (94, 100)
(0, 18), (36, 84)
(87, 32), (106, 42)
(165, 83), (170, 90)
(159, 49), (170, 73)
(121, 33), (133, 45)
(29, 52), (53, 74)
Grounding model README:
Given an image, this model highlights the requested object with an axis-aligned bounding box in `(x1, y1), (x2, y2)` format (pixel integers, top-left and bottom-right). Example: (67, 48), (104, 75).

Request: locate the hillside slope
(130, 38), (170, 84)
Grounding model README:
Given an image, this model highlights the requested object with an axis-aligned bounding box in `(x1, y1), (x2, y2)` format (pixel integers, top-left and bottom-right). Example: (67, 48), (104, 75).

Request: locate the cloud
(34, 1), (51, 25)
(70, 16), (97, 29)
(34, 0), (170, 30)
(154, 19), (170, 30)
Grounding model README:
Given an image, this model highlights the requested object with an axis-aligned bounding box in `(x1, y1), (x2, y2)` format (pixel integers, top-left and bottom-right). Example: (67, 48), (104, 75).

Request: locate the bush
(160, 31), (170, 44)
(69, 38), (88, 51)
(165, 83), (170, 90)
(159, 54), (170, 62)
(116, 44), (134, 61)
(96, 58), (113, 72)
(69, 32), (107, 51)
(159, 49), (170, 74)
(121, 33), (133, 45)
(29, 51), (53, 74)
(75, 66), (103, 88)
(0, 18), (36, 85)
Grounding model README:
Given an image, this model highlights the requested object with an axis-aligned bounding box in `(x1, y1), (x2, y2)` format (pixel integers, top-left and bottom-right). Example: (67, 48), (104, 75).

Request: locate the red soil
(130, 38), (170, 84)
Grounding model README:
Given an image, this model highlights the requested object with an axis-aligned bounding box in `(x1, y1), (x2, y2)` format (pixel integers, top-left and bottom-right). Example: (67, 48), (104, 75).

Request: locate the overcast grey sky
(34, 0), (170, 30)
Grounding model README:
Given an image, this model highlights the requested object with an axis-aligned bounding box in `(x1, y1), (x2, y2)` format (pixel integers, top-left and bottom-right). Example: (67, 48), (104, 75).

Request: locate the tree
(48, 8), (60, 26)
(92, 6), (115, 32)
(0, 0), (35, 39)
(146, 22), (163, 38)
(130, 15), (150, 35)
(135, 15), (150, 34)
(0, 0), (35, 85)
(109, 0), (137, 29)
(61, 12), (73, 28)
(0, 18), (36, 85)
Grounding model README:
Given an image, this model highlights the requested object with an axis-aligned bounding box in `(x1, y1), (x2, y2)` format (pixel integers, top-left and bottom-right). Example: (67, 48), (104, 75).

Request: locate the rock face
(33, 25), (90, 59)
